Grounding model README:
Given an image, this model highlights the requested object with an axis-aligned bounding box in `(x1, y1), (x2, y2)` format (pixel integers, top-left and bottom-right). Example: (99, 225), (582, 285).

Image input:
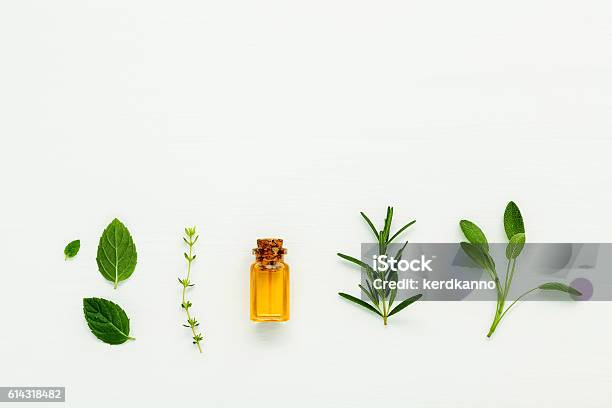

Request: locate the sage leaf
(96, 218), (137, 289)
(64, 240), (80, 260)
(505, 233), (526, 259)
(388, 294), (423, 317)
(339, 292), (382, 316)
(503, 201), (525, 240)
(461, 242), (493, 270)
(83, 297), (135, 345)
(538, 282), (582, 297)
(459, 220), (488, 251)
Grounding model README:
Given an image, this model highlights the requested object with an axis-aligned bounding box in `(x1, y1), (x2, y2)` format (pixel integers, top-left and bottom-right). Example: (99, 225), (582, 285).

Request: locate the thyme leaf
(180, 226), (204, 353)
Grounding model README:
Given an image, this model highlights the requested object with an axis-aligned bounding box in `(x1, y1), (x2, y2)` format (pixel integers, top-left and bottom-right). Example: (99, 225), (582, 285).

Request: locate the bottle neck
(252, 238), (287, 265)
(254, 256), (285, 267)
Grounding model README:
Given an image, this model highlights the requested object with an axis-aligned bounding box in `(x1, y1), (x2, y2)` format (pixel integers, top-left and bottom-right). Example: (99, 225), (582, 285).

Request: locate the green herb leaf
(83, 297), (134, 345)
(384, 269), (398, 298)
(359, 284), (379, 306)
(337, 252), (376, 281)
(504, 201), (525, 240)
(366, 280), (380, 304)
(338, 292), (382, 316)
(505, 233), (526, 259)
(388, 286), (398, 310)
(96, 218), (137, 289)
(538, 282), (582, 296)
(388, 240), (409, 303)
(459, 220), (488, 251)
(460, 242), (494, 271)
(360, 212), (380, 240)
(382, 207), (393, 244)
(181, 226), (203, 353)
(388, 294), (423, 317)
(64, 240), (80, 260)
(388, 220), (416, 244)
(394, 241), (409, 261)
(337, 252), (369, 270)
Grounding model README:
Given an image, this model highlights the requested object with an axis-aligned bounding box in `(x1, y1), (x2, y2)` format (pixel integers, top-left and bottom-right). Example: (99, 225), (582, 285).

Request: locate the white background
(1, 1), (611, 407)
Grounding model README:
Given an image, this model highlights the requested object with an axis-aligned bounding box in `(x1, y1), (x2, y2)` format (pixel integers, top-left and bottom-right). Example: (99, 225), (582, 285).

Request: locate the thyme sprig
(179, 226), (203, 352)
(338, 207), (422, 325)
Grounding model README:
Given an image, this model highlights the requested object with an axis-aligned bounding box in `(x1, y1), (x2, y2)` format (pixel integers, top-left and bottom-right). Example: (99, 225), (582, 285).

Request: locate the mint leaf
(96, 218), (137, 289)
(83, 297), (135, 345)
(64, 240), (80, 260)
(503, 201), (525, 240)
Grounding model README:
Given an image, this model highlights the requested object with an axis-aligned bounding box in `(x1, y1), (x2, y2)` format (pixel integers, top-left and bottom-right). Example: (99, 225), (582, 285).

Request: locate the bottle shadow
(250, 322), (290, 344)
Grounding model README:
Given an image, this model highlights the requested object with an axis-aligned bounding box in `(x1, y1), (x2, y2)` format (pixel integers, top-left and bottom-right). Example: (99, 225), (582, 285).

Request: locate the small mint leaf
(64, 240), (80, 260)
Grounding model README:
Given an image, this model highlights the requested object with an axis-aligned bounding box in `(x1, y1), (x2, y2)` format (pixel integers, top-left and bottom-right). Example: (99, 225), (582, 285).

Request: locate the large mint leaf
(96, 218), (137, 289)
(83, 297), (134, 345)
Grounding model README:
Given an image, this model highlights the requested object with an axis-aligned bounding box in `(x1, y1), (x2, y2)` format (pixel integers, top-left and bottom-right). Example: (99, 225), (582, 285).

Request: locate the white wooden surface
(1, 1), (611, 406)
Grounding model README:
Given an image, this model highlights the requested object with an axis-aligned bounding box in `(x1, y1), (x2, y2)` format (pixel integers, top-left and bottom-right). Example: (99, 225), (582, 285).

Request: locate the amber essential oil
(250, 239), (290, 322)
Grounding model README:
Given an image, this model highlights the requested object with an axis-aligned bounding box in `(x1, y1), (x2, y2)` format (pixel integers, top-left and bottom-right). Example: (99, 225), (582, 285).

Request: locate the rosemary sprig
(179, 226), (203, 352)
(338, 207), (422, 325)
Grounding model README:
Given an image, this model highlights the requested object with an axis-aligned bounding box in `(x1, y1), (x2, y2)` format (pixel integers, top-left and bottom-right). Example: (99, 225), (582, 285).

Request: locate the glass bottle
(250, 238), (290, 322)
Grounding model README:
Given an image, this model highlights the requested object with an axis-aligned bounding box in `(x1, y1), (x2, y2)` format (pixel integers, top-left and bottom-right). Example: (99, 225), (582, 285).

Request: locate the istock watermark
(372, 254), (434, 272)
(371, 253), (496, 291)
(359, 243), (611, 302)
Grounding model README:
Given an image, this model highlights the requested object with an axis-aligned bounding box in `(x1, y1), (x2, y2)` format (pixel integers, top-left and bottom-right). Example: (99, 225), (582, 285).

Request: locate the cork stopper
(253, 238), (287, 264)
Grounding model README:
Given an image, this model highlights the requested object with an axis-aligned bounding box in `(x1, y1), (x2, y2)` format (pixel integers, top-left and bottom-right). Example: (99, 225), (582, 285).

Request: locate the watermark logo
(359, 243), (607, 301)
(372, 254), (434, 273)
